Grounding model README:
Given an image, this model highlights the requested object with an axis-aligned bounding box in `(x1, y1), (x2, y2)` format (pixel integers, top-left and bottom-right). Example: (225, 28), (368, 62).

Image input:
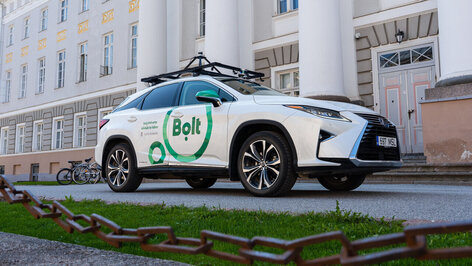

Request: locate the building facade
(0, 0), (471, 180)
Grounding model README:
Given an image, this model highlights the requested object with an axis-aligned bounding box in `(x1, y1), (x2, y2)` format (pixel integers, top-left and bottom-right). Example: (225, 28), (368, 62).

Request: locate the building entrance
(377, 44), (436, 154)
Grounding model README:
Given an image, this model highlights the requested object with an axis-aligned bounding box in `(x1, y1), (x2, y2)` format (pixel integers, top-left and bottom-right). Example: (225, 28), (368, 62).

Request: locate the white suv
(96, 62), (401, 197)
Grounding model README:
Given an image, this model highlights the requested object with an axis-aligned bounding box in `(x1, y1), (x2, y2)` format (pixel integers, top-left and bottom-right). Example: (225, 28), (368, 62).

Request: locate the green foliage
(0, 200), (470, 265)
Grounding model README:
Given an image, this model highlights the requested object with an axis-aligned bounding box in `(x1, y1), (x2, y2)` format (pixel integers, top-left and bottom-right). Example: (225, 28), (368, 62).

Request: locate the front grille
(355, 113), (401, 161)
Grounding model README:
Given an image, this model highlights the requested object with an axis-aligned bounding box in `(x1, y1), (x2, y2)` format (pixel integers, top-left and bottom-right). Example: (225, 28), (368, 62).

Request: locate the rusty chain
(1, 175), (472, 265)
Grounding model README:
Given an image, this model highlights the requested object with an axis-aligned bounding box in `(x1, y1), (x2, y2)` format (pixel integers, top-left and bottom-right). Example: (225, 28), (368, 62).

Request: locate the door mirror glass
(195, 90), (222, 107)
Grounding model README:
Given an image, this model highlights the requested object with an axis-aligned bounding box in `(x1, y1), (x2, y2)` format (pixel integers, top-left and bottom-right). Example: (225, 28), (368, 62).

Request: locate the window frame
(0, 127), (9, 155)
(78, 42), (88, 82)
(3, 70), (12, 103)
(98, 107), (113, 128)
(32, 120), (43, 152)
(129, 23), (138, 69)
(271, 63), (300, 96)
(23, 17), (30, 39)
(8, 25), (14, 46)
(73, 112), (87, 148)
(198, 0), (206, 37)
(101, 32), (114, 76)
(19, 64), (28, 99)
(51, 116), (64, 150)
(59, 0), (68, 23)
(56, 50), (66, 88)
(80, 0), (89, 13)
(37, 57), (46, 94)
(40, 8), (48, 31)
(276, 0), (298, 14)
(15, 123), (26, 154)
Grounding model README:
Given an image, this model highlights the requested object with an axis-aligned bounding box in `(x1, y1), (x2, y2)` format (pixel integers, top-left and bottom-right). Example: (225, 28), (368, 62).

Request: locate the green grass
(0, 199), (470, 265)
(13, 181), (63, 186)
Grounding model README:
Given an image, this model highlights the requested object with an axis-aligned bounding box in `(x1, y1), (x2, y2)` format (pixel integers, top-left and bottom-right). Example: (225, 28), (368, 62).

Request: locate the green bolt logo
(148, 105), (213, 164)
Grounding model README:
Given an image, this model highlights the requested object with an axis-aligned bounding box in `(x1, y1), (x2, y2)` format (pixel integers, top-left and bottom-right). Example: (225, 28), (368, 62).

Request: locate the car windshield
(220, 79), (287, 96)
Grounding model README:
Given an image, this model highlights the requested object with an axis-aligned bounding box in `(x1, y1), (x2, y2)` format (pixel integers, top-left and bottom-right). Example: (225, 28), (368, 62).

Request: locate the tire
(72, 166), (91, 185)
(105, 143), (142, 192)
(88, 168), (102, 184)
(318, 175), (366, 191)
(185, 177), (217, 189)
(237, 131), (297, 197)
(56, 168), (73, 185)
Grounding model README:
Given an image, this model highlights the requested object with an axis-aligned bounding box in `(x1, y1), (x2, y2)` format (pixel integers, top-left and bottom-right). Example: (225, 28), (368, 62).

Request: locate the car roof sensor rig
(141, 52), (265, 85)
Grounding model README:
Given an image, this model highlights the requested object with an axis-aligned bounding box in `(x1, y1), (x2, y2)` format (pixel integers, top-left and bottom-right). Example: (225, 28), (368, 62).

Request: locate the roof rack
(141, 53), (265, 85)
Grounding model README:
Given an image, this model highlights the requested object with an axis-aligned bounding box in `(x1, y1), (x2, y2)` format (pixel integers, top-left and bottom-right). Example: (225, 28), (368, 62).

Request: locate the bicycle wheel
(89, 168), (102, 184)
(72, 167), (91, 185)
(56, 168), (73, 185)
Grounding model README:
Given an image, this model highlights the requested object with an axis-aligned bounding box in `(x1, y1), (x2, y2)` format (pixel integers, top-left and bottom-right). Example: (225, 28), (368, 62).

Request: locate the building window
(8, 25), (13, 46)
(3, 71), (11, 103)
(74, 114), (87, 147)
(33, 121), (43, 151)
(15, 124), (25, 153)
(277, 68), (299, 96)
(52, 118), (64, 150)
(199, 0), (205, 37)
(57, 50), (66, 88)
(0, 165), (4, 175)
(19, 64), (28, 99)
(130, 24), (138, 68)
(23, 17), (30, 39)
(40, 9), (48, 31)
(0, 127), (8, 155)
(101, 33), (113, 76)
(59, 0), (68, 22)
(78, 42), (87, 82)
(379, 45), (434, 69)
(278, 0), (298, 14)
(80, 0), (89, 12)
(38, 58), (46, 94)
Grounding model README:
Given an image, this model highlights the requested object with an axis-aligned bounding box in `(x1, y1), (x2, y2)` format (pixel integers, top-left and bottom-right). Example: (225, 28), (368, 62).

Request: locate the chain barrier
(1, 175), (472, 265)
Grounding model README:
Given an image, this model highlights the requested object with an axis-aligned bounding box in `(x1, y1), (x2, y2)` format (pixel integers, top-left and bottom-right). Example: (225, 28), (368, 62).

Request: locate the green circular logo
(162, 105), (213, 162)
(148, 141), (166, 164)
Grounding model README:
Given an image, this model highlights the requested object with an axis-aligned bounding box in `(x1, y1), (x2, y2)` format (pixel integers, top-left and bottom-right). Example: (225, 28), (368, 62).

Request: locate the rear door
(164, 80), (234, 168)
(131, 82), (181, 168)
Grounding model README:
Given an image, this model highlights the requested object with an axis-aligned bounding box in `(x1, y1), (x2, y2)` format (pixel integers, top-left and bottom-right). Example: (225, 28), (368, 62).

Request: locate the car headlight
(285, 105), (351, 122)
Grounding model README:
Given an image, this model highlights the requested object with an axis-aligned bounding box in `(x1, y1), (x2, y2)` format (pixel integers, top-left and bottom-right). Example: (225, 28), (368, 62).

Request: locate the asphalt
(14, 180), (472, 221)
(0, 232), (187, 265)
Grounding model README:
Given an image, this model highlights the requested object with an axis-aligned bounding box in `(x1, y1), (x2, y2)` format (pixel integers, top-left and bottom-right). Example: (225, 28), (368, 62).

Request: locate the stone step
(389, 163), (472, 173)
(366, 171), (472, 184)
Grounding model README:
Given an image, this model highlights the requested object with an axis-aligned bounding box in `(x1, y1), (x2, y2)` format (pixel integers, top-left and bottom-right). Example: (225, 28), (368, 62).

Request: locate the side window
(113, 94), (146, 113)
(179, 81), (234, 106)
(141, 83), (180, 110)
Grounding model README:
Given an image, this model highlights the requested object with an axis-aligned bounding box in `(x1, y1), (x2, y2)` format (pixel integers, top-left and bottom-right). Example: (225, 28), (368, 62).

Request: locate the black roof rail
(141, 53), (265, 85)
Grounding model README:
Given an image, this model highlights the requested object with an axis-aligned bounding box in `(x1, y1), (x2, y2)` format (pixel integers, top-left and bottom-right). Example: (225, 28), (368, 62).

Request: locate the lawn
(0, 199), (470, 265)
(13, 181), (63, 186)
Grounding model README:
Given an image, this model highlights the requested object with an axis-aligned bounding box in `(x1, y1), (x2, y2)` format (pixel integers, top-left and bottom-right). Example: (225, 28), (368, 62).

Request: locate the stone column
(436, 0), (472, 86)
(205, 0), (240, 66)
(299, 0), (348, 101)
(137, 0), (167, 90)
(166, 0), (181, 72)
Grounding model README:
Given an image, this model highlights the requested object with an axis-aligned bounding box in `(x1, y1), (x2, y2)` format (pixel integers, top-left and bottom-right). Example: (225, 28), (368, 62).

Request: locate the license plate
(376, 136), (397, 148)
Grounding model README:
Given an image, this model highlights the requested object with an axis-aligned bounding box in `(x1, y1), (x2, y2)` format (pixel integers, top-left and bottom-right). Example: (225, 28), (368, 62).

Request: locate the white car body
(96, 75), (402, 195)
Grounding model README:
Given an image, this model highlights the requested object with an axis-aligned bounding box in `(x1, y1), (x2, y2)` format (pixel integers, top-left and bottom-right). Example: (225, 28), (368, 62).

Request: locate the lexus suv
(96, 59), (402, 197)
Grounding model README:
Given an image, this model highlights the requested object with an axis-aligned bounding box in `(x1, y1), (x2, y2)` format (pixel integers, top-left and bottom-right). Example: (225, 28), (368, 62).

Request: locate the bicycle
(56, 161), (80, 185)
(72, 157), (103, 184)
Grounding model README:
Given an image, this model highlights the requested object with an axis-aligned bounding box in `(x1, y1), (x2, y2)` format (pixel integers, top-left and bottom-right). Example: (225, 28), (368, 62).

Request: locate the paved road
(16, 181), (472, 221)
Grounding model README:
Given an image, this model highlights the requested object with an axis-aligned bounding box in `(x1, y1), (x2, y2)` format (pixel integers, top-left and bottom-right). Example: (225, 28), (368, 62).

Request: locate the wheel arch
(228, 120), (298, 181)
(102, 135), (138, 177)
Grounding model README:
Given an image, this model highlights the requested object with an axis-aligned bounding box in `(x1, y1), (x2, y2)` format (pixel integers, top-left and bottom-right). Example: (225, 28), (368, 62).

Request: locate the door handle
(408, 109), (415, 120)
(170, 112), (183, 118)
(128, 116), (137, 122)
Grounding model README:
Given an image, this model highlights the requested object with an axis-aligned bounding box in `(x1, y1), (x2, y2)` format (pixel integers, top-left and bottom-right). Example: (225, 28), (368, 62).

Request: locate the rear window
(113, 93), (147, 113)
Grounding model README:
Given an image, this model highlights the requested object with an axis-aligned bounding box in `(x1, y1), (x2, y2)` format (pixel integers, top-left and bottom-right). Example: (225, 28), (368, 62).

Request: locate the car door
(165, 80), (234, 168)
(130, 82), (182, 168)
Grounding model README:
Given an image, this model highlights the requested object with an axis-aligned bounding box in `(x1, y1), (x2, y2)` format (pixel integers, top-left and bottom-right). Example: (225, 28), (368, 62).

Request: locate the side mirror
(195, 90), (222, 107)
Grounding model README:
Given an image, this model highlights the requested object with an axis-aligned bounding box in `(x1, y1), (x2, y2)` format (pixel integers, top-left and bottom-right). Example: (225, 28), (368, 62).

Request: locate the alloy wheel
(241, 140), (281, 190)
(107, 149), (129, 187)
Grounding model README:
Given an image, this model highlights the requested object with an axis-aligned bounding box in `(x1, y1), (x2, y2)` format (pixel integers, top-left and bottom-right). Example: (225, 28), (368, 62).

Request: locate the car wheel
(318, 175), (365, 191)
(185, 177), (217, 189)
(105, 143), (142, 192)
(237, 131), (296, 197)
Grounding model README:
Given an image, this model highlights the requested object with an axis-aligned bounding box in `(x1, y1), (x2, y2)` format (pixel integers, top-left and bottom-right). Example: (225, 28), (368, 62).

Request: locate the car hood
(253, 95), (377, 114)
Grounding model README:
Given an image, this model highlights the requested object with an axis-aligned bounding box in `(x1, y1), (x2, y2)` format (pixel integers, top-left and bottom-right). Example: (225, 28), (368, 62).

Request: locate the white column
(137, 0), (167, 90)
(299, 0), (346, 99)
(167, 0), (181, 72)
(437, 0), (472, 85)
(238, 0), (254, 70)
(205, 0), (240, 66)
(340, 0), (361, 101)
